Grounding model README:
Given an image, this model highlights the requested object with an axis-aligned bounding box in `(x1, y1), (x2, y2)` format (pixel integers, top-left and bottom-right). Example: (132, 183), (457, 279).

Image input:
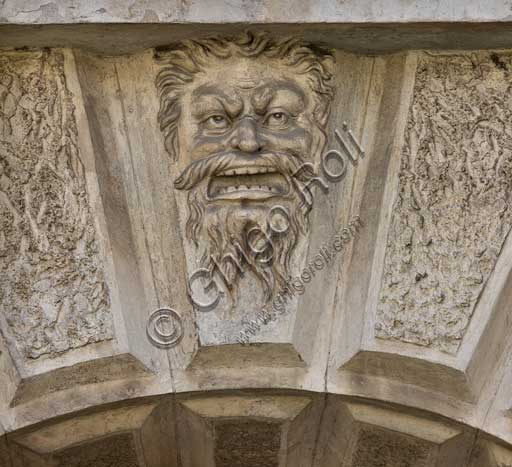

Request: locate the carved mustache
(174, 151), (313, 191)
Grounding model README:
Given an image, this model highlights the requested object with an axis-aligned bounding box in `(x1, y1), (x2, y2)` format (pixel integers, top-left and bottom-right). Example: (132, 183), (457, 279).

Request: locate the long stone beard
(176, 150), (315, 306)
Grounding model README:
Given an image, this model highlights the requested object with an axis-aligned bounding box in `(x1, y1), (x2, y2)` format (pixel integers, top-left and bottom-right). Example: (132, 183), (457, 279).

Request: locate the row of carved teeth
(216, 185), (278, 194)
(218, 167), (275, 176)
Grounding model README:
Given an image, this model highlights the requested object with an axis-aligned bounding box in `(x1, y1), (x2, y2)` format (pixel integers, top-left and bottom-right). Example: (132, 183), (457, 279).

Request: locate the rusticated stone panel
(0, 50), (112, 360)
(351, 427), (432, 467)
(52, 433), (140, 467)
(214, 419), (281, 467)
(376, 52), (512, 354)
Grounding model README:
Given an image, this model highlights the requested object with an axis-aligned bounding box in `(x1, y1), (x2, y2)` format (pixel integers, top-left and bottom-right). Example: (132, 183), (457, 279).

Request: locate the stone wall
(1, 13), (512, 467)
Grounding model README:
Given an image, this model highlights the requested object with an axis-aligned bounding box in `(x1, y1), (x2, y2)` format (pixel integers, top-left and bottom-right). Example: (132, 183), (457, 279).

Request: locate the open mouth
(207, 166), (289, 200)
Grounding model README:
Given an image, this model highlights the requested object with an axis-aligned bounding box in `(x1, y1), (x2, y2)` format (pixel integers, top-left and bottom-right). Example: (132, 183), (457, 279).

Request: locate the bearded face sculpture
(156, 32), (334, 307)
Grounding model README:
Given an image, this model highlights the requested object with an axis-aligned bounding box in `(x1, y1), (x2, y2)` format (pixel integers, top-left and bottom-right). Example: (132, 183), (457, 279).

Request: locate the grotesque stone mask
(156, 32), (334, 307)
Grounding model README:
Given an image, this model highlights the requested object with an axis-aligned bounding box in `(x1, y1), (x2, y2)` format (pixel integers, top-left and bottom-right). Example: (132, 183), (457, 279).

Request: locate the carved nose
(232, 119), (262, 154)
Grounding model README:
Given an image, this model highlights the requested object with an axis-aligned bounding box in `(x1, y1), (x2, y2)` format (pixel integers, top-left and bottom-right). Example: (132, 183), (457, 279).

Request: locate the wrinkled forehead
(181, 56), (311, 112)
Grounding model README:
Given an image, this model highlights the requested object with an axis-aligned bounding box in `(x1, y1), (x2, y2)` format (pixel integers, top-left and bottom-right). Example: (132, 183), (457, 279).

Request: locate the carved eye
(205, 114), (229, 130)
(264, 111), (289, 128)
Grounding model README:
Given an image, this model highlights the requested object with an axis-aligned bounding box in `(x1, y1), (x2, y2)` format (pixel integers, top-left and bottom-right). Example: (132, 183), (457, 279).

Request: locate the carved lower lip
(207, 169), (289, 200)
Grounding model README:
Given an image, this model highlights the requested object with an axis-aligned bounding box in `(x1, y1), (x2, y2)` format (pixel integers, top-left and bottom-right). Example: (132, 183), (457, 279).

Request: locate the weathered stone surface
(0, 431), (10, 467)
(1, 0), (512, 24)
(52, 433), (139, 467)
(175, 394), (317, 466)
(10, 354), (151, 406)
(469, 438), (512, 467)
(214, 419), (281, 467)
(351, 427), (432, 467)
(3, 18), (512, 465)
(1, 391), (508, 466)
(7, 24), (512, 56)
(314, 398), (474, 466)
(0, 49), (112, 361)
(376, 52), (512, 354)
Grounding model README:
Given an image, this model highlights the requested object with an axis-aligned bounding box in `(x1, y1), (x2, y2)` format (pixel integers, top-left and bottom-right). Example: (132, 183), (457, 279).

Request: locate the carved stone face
(175, 57), (318, 198)
(157, 34), (333, 305)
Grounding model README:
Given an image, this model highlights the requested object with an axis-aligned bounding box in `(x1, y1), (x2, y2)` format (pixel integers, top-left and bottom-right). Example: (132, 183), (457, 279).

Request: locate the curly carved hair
(155, 31), (335, 160)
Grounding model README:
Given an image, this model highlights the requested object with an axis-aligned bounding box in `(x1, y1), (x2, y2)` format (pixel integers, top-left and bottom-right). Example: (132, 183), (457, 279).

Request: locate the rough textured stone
(351, 426), (432, 467)
(214, 419), (281, 467)
(0, 49), (112, 361)
(376, 52), (512, 354)
(52, 433), (139, 467)
(0, 433), (10, 467)
(1, 0), (512, 24)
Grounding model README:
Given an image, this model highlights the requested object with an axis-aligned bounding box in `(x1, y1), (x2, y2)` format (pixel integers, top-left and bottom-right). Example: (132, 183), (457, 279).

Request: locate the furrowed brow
(191, 85), (243, 117)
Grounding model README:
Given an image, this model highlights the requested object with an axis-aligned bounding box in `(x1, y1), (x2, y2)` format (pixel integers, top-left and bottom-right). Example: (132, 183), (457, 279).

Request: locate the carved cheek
(261, 126), (312, 156)
(189, 132), (233, 160)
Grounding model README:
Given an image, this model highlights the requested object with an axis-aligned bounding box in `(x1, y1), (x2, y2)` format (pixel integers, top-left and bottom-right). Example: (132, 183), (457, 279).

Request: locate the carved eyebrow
(252, 86), (275, 113)
(252, 82), (306, 114)
(191, 85), (243, 117)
